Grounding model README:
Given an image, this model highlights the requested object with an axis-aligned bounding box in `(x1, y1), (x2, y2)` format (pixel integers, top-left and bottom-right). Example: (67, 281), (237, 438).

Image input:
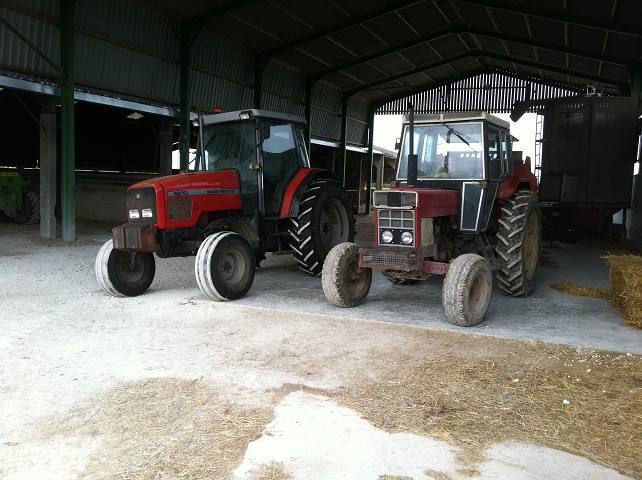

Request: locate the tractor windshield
(397, 122), (484, 180)
(201, 120), (258, 173)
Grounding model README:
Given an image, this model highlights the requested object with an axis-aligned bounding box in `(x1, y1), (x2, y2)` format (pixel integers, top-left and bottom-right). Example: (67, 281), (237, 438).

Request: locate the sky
(373, 113), (538, 161)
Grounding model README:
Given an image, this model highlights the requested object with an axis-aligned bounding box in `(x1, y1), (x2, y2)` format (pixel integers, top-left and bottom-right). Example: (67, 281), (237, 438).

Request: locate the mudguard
(497, 165), (538, 200)
(279, 168), (340, 219)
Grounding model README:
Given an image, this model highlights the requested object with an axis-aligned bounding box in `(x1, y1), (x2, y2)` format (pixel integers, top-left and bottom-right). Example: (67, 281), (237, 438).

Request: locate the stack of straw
(605, 254), (642, 329)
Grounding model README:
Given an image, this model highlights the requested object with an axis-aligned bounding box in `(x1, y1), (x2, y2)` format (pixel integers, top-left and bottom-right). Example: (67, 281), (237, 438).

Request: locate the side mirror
(394, 138), (401, 150)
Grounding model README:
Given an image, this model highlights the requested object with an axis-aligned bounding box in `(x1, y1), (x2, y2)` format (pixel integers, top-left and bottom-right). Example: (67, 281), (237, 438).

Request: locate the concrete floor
(235, 215), (642, 355)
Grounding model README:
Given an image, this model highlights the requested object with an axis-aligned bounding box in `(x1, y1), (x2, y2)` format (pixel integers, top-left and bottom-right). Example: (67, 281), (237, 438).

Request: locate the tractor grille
(127, 187), (157, 224)
(360, 246), (422, 272)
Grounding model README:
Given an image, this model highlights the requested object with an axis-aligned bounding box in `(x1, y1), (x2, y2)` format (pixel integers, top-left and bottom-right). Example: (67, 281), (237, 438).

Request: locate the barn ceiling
(147, 0), (642, 105)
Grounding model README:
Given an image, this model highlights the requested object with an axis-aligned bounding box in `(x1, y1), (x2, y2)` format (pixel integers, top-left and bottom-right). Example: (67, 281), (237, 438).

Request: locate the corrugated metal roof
(1, 0), (640, 146)
(151, 0), (641, 103)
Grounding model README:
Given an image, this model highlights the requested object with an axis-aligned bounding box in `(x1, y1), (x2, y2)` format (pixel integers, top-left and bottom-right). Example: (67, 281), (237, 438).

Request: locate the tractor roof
(402, 111), (510, 130)
(201, 109), (307, 126)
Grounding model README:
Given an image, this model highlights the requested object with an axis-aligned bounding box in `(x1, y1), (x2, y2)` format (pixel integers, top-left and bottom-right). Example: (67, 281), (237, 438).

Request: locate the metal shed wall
(0, 0), (371, 145)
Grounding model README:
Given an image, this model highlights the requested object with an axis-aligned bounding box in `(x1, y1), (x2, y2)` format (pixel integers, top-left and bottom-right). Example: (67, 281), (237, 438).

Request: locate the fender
(279, 168), (340, 219)
(497, 165), (538, 200)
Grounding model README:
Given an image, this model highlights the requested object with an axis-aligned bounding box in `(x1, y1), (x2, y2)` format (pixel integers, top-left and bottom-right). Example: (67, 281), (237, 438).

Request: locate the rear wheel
(322, 242), (371, 307)
(495, 190), (541, 297)
(14, 190), (40, 224)
(442, 253), (492, 327)
(290, 179), (355, 276)
(95, 239), (156, 297)
(195, 232), (255, 301)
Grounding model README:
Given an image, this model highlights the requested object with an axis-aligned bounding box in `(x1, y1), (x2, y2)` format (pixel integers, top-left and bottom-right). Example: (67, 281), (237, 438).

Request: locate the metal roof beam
(458, 0), (642, 37)
(466, 27), (630, 67)
(481, 51), (624, 87)
(257, 0), (425, 62)
(308, 27), (454, 82)
(346, 52), (472, 98)
(183, 0), (257, 31)
(310, 25), (631, 85)
(371, 68), (581, 112)
(346, 50), (625, 99)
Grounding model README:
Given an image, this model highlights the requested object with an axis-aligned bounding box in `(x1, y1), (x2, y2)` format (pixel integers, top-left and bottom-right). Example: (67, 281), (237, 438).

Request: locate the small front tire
(95, 239), (156, 297)
(322, 242), (372, 307)
(195, 232), (255, 301)
(442, 253), (492, 327)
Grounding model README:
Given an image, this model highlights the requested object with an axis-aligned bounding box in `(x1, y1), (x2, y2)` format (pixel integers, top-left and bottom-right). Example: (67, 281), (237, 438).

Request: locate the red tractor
(96, 109), (355, 300)
(322, 110), (541, 326)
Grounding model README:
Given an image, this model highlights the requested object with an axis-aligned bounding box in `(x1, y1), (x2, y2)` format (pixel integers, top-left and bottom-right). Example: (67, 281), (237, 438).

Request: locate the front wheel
(195, 232), (255, 301)
(442, 253), (492, 327)
(95, 239), (156, 297)
(322, 242), (372, 307)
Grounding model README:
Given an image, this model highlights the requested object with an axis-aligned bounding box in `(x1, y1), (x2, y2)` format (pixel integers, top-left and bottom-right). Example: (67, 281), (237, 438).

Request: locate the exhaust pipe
(406, 102), (418, 187)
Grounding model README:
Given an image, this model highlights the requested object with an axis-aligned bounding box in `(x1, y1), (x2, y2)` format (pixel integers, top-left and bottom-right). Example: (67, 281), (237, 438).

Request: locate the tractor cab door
(459, 124), (513, 233)
(459, 181), (486, 233)
(479, 126), (513, 230)
(259, 122), (302, 216)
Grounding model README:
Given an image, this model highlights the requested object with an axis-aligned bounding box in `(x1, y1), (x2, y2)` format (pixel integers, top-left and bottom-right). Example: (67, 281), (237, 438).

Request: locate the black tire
(495, 190), (541, 297)
(14, 190), (40, 224)
(442, 253), (492, 327)
(95, 239), (156, 297)
(322, 242), (372, 307)
(195, 232), (255, 301)
(290, 179), (355, 276)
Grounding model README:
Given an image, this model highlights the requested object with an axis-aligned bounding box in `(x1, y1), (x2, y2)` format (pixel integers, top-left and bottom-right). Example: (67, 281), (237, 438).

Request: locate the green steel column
(338, 96), (348, 186)
(365, 108), (375, 215)
(60, 0), (75, 241)
(179, 25), (192, 171)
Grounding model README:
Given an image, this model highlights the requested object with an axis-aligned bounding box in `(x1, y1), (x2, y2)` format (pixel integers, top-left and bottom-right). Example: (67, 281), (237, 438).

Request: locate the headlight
(401, 231), (413, 245)
(381, 230), (393, 243)
(129, 209), (140, 219)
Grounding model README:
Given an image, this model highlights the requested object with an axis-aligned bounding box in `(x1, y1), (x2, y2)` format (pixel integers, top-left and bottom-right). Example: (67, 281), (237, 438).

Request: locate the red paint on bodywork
(279, 168), (325, 219)
(497, 166), (538, 199)
(390, 187), (461, 217)
(129, 170), (242, 229)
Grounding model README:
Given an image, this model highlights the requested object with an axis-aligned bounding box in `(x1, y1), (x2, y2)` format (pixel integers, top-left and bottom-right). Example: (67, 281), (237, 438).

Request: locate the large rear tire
(95, 239), (156, 297)
(195, 232), (255, 301)
(442, 253), (492, 327)
(495, 190), (541, 297)
(290, 179), (355, 276)
(14, 190), (40, 225)
(322, 242), (371, 307)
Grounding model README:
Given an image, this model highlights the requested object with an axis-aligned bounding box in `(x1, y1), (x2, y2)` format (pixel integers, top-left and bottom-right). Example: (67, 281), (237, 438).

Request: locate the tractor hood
(132, 169), (241, 195)
(127, 170), (242, 229)
(375, 187), (460, 218)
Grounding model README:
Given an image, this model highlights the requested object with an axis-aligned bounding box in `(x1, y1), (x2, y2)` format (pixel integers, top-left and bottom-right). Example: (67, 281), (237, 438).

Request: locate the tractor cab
(194, 109), (309, 217)
(395, 112), (514, 234)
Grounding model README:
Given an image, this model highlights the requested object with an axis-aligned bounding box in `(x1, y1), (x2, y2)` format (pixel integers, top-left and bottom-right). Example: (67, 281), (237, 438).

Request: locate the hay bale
(604, 254), (642, 329)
